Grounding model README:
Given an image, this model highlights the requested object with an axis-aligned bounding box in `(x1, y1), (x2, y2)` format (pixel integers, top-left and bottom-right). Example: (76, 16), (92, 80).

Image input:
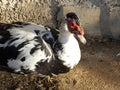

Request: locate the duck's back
(0, 28), (53, 74)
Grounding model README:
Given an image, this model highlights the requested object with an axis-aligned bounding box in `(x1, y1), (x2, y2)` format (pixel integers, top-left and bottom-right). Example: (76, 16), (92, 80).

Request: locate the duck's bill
(77, 35), (87, 44)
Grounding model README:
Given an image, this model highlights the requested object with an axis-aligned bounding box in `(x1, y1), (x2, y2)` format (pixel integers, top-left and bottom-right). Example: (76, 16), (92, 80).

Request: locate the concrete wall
(0, 0), (120, 39)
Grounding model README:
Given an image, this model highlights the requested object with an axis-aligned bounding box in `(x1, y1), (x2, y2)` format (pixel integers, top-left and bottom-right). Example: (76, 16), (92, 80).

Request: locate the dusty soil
(0, 0), (120, 90)
(0, 37), (120, 90)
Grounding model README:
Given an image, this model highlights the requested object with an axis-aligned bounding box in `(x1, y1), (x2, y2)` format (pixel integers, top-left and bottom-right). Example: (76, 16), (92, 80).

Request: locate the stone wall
(0, 0), (120, 39)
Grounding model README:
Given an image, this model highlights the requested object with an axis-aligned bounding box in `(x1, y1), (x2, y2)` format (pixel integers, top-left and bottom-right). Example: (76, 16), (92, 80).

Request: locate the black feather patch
(30, 44), (40, 55)
(0, 46), (20, 66)
(34, 30), (40, 35)
(12, 22), (30, 26)
(21, 57), (26, 62)
(0, 22), (30, 31)
(44, 25), (59, 41)
(0, 31), (11, 43)
(53, 41), (63, 53)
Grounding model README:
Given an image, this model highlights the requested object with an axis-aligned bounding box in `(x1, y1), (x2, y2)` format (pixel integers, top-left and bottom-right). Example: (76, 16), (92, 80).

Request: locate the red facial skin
(66, 19), (84, 35)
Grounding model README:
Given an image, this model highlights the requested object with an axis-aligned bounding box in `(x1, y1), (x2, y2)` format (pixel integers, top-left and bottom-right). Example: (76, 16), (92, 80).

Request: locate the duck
(0, 12), (86, 75)
(49, 12), (87, 74)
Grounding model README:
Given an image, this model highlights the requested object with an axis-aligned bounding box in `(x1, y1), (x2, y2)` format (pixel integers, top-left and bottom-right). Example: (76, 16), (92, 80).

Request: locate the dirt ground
(0, 37), (120, 90)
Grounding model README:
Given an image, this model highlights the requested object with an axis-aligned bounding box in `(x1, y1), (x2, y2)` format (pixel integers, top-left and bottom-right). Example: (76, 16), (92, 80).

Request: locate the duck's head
(65, 12), (87, 44)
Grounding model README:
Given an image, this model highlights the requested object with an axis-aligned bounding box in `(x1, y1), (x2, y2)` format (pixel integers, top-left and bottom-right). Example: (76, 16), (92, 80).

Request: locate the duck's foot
(42, 75), (58, 87)
(51, 73), (57, 77)
(42, 76), (54, 84)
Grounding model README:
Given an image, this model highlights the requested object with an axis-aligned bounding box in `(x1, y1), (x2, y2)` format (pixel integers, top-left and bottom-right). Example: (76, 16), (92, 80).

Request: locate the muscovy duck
(50, 12), (87, 74)
(0, 12), (86, 75)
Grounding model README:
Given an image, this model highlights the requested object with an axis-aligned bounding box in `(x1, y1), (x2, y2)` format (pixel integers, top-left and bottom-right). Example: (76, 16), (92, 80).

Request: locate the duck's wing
(0, 23), (16, 31)
(44, 26), (60, 41)
(0, 28), (53, 74)
(0, 22), (32, 30)
(12, 22), (58, 46)
(0, 22), (59, 43)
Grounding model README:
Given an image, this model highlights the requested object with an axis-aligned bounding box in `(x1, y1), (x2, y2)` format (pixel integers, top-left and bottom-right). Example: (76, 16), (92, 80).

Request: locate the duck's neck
(58, 20), (73, 44)
(59, 19), (69, 33)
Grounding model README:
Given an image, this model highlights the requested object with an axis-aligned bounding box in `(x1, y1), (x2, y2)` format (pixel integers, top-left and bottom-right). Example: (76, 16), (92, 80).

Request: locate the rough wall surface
(0, 0), (120, 39)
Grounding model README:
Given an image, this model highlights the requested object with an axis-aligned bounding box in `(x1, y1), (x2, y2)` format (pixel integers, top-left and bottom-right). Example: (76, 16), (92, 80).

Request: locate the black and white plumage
(0, 23), (54, 74)
(0, 12), (86, 75)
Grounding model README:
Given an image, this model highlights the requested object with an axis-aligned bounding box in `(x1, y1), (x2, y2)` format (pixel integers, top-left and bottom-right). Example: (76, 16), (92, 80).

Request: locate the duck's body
(0, 26), (54, 74)
(54, 31), (81, 69)
(0, 12), (86, 75)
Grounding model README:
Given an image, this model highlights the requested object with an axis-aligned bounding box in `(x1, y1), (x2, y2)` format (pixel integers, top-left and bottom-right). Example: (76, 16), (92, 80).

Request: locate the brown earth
(0, 37), (120, 90)
(0, 0), (120, 90)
